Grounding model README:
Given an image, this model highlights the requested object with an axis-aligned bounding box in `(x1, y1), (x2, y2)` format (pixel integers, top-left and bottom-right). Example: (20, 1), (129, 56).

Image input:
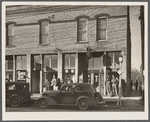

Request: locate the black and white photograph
(2, 1), (148, 121)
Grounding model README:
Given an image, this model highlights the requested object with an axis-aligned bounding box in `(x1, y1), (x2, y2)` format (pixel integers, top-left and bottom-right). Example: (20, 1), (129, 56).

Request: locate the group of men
(44, 76), (73, 91)
(105, 75), (119, 96)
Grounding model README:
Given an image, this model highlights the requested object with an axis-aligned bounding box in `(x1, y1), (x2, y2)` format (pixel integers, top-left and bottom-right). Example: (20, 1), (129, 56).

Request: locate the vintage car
(6, 82), (31, 107)
(37, 83), (104, 110)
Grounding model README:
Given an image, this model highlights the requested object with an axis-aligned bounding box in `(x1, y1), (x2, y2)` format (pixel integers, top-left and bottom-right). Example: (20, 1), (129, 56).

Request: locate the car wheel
(39, 99), (48, 109)
(10, 97), (20, 107)
(78, 99), (89, 110)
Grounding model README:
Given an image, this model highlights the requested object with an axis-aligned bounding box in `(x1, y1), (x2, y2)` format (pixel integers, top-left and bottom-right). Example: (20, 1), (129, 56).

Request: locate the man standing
(135, 80), (138, 92)
(130, 80), (133, 92)
(111, 75), (118, 96)
(105, 77), (111, 95)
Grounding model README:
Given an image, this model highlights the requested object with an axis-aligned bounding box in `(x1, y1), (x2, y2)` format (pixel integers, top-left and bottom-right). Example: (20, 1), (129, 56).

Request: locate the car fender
(37, 96), (58, 105)
(10, 94), (21, 102)
(76, 96), (97, 106)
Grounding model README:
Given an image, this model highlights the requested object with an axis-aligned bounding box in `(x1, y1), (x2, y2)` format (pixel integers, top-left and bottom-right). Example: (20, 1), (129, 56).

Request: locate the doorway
(31, 70), (40, 93)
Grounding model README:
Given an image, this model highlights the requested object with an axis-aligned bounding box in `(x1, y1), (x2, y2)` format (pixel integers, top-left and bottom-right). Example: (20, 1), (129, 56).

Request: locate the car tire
(78, 99), (89, 110)
(10, 97), (20, 107)
(39, 98), (48, 109)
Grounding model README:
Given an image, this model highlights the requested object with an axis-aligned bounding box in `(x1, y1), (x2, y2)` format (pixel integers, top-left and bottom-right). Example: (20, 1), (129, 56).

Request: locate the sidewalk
(102, 91), (144, 111)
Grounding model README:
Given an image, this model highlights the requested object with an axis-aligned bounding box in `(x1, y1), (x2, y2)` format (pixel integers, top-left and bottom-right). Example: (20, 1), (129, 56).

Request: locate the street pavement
(6, 91), (144, 112)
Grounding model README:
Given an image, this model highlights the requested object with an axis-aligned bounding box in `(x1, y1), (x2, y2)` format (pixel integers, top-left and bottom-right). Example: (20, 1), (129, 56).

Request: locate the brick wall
(6, 6), (128, 55)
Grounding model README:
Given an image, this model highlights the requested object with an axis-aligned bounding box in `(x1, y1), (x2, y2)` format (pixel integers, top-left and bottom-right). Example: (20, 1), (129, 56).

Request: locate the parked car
(6, 82), (31, 107)
(37, 83), (104, 110)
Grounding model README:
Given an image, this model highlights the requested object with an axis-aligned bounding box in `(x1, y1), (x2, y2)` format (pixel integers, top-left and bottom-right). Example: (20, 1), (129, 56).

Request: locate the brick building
(5, 5), (131, 96)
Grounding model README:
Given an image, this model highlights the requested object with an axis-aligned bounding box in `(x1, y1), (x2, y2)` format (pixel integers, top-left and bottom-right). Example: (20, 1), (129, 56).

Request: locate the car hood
(42, 90), (60, 96)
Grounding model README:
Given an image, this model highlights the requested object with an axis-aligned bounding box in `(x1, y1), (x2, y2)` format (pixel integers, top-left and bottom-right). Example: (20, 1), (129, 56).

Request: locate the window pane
(98, 29), (106, 40)
(81, 86), (88, 92)
(114, 52), (121, 67)
(64, 54), (69, 68)
(5, 60), (8, 70)
(98, 18), (106, 29)
(78, 31), (86, 41)
(16, 56), (26, 70)
(16, 56), (22, 69)
(8, 60), (13, 69)
(41, 21), (49, 34)
(78, 21), (86, 31)
(44, 55), (50, 69)
(8, 36), (14, 46)
(6, 56), (13, 70)
(8, 24), (14, 36)
(22, 56), (26, 69)
(41, 33), (48, 44)
(70, 54), (75, 68)
(51, 55), (58, 68)
(107, 52), (113, 67)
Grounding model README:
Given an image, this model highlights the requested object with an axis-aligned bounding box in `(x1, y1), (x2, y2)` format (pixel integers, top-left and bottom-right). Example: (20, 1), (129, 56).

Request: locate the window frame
(6, 22), (16, 47)
(107, 51), (121, 68)
(64, 54), (76, 69)
(38, 19), (50, 45)
(97, 16), (108, 41)
(77, 17), (88, 42)
(43, 54), (58, 70)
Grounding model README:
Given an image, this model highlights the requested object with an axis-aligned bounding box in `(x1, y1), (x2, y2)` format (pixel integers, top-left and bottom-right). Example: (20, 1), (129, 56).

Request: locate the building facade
(5, 5), (131, 96)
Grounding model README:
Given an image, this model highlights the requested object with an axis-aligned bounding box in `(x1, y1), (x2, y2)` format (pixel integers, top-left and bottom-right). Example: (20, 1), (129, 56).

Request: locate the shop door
(32, 70), (40, 93)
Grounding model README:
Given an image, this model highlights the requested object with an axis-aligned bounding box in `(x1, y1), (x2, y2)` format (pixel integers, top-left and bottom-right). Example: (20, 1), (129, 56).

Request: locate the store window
(97, 17), (107, 41)
(88, 57), (101, 68)
(107, 52), (113, 67)
(44, 54), (58, 70)
(5, 56), (13, 70)
(40, 21), (49, 44)
(77, 18), (87, 42)
(107, 52), (121, 67)
(16, 55), (26, 70)
(6, 23), (15, 46)
(114, 52), (121, 67)
(64, 54), (75, 69)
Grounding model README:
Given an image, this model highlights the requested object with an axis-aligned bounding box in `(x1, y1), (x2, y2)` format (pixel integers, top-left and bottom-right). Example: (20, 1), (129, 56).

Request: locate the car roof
(6, 82), (29, 85)
(63, 83), (93, 87)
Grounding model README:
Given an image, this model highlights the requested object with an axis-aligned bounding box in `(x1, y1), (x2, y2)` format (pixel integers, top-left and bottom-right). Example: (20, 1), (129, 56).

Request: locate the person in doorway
(50, 79), (54, 90)
(116, 77), (119, 95)
(105, 77), (111, 96)
(130, 80), (133, 92)
(56, 78), (61, 90)
(53, 79), (57, 90)
(111, 75), (118, 96)
(45, 79), (50, 90)
(135, 80), (138, 92)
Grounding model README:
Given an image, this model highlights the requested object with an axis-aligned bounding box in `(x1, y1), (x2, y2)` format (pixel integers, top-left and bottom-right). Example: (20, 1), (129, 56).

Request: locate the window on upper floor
(6, 23), (15, 47)
(39, 21), (49, 44)
(97, 17), (107, 41)
(77, 18), (87, 42)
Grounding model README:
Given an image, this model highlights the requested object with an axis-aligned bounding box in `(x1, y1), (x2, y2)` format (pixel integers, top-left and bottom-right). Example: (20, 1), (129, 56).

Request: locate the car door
(58, 85), (75, 104)
(74, 86), (90, 101)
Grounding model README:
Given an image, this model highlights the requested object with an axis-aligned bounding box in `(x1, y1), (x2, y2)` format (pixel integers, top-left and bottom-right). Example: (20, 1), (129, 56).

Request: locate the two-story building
(5, 5), (131, 96)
